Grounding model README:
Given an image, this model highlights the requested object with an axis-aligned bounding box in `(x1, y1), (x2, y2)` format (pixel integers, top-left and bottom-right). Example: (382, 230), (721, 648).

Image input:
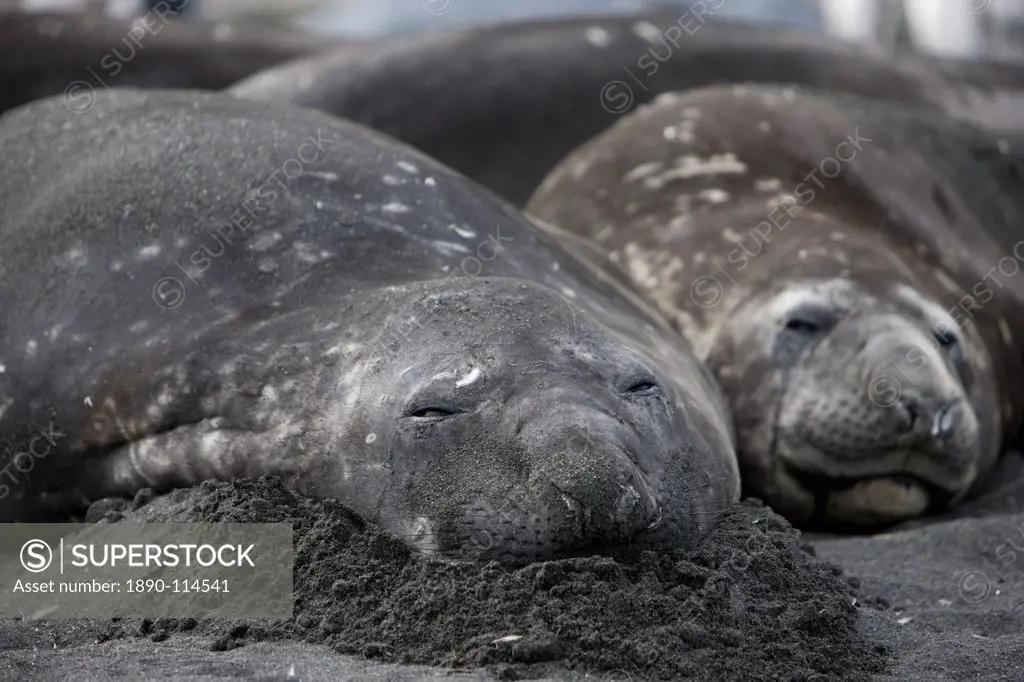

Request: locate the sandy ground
(1, 452), (1022, 681)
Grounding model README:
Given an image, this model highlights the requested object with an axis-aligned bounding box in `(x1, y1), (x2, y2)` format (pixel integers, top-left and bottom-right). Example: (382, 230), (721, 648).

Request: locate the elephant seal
(229, 11), (1024, 206)
(527, 84), (1024, 528)
(0, 89), (738, 565)
(0, 9), (339, 116)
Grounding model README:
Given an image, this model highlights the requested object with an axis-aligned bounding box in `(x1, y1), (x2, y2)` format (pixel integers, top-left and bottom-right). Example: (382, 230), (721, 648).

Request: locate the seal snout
(532, 421), (661, 544)
(895, 395), (964, 442)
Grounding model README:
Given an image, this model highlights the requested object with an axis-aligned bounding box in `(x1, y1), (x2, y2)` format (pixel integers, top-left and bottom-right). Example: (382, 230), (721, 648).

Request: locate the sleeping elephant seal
(229, 11), (1024, 206)
(527, 84), (1024, 529)
(0, 9), (339, 116)
(0, 89), (738, 565)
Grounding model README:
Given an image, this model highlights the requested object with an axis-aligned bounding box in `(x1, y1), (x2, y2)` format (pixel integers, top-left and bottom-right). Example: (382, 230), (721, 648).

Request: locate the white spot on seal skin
(84, 396), (93, 408)
(455, 367), (481, 388)
(435, 241), (470, 256)
(138, 244), (162, 260)
(201, 431), (227, 456)
(397, 161), (420, 174)
(585, 26), (611, 47)
(643, 154), (747, 190)
(632, 21), (661, 43)
(365, 433), (378, 445)
(754, 178), (783, 192)
(251, 231), (282, 252)
(37, 18), (65, 38)
(213, 22), (233, 40)
(324, 341), (362, 358)
(261, 385), (279, 404)
(622, 243), (659, 290)
(999, 318), (1013, 347)
(623, 162), (663, 183)
(449, 224), (477, 239)
(894, 285), (958, 333)
(382, 201), (410, 214)
(493, 635), (524, 644)
(561, 287), (577, 299)
(293, 241), (326, 264)
(0, 398), (12, 422)
(25, 340), (37, 359)
(383, 174), (402, 186)
(722, 228), (742, 243)
(757, 120), (772, 133)
(698, 188), (730, 204)
(425, 177), (437, 187)
(0, 363), (5, 373)
(763, 281), (860, 328)
(65, 246), (88, 267)
(933, 269), (962, 296)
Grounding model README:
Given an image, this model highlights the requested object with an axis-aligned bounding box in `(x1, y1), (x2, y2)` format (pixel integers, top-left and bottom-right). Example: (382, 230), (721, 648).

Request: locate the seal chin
(825, 477), (930, 525)
(775, 457), (975, 527)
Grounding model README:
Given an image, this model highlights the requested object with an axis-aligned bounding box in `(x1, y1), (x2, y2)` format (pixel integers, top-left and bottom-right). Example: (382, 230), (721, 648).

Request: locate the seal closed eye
(0, 88), (739, 565)
(527, 83), (1024, 528)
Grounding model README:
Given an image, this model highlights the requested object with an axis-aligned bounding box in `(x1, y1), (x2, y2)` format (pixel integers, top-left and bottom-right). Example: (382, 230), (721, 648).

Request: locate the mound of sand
(1, 476), (884, 681)
(4, 453), (1024, 681)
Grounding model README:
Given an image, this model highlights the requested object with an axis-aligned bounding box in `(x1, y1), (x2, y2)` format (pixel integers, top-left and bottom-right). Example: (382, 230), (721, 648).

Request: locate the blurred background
(9, 0), (1024, 61)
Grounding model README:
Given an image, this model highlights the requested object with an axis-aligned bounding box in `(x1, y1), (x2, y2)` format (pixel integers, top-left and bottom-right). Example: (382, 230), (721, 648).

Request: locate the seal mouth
(782, 460), (956, 530)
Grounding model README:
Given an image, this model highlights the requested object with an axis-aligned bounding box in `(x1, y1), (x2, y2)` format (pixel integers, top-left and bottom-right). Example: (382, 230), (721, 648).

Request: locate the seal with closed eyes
(0, 88), (738, 565)
(527, 84), (1024, 528)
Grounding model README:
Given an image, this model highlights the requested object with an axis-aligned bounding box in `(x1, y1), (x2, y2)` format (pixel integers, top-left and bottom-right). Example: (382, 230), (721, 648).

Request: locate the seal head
(528, 85), (1023, 527)
(330, 278), (732, 564)
(706, 257), (996, 526)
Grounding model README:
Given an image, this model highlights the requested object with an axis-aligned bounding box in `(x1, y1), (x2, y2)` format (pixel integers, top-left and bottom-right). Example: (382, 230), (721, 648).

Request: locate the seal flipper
(66, 418), (309, 509)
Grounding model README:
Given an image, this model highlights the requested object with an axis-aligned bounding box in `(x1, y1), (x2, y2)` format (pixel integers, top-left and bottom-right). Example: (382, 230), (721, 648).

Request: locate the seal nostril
(931, 399), (961, 440)
(899, 401), (920, 432)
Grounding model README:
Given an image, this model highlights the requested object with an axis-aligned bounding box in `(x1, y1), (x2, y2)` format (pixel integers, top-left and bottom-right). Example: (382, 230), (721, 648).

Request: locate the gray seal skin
(0, 9), (340, 116)
(228, 10), (1024, 207)
(0, 89), (738, 565)
(527, 84), (1024, 529)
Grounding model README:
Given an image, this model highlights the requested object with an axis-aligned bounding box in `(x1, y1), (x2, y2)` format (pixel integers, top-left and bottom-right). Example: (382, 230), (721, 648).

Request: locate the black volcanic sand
(6, 460), (1024, 681)
(8, 477), (886, 681)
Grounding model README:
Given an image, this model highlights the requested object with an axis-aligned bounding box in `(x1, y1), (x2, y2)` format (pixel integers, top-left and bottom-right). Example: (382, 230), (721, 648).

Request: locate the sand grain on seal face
(93, 478), (887, 681)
